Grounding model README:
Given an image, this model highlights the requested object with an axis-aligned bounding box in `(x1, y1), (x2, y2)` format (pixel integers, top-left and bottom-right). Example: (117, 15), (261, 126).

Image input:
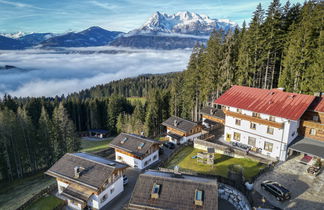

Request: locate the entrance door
(226, 133), (231, 142)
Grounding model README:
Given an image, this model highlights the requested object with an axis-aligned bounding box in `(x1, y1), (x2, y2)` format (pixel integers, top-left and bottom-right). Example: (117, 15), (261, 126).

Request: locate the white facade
(56, 176), (124, 210)
(224, 107), (299, 161)
(115, 149), (159, 169)
(166, 129), (202, 144)
(87, 176), (124, 209)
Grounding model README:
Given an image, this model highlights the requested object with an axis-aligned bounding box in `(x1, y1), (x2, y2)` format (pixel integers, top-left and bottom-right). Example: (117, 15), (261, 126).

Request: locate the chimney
(277, 87), (285, 91)
(74, 166), (83, 178)
(314, 92), (323, 97)
(140, 131), (144, 136)
(173, 119), (178, 127)
(210, 108), (213, 115)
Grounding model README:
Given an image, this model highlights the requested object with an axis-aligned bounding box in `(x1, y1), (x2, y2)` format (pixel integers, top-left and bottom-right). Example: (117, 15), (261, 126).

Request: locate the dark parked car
(123, 175), (128, 185)
(261, 180), (291, 201)
(159, 147), (164, 155)
(163, 142), (175, 149)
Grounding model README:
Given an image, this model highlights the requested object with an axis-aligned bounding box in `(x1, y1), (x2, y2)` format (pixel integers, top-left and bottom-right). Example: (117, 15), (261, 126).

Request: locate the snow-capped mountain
(130, 11), (237, 36)
(1, 31), (26, 39)
(110, 11), (238, 49)
(40, 26), (123, 48)
(19, 33), (55, 46)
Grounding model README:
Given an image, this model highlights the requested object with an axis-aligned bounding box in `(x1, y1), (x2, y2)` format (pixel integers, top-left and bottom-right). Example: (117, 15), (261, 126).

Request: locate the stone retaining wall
(218, 183), (251, 210)
(194, 139), (273, 164)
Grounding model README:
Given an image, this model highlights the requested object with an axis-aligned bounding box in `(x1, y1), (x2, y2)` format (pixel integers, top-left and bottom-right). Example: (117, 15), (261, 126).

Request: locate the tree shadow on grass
(214, 155), (233, 164)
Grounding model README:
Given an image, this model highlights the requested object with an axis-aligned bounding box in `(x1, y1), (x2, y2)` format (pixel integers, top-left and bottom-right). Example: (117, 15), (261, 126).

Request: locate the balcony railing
(224, 110), (284, 129)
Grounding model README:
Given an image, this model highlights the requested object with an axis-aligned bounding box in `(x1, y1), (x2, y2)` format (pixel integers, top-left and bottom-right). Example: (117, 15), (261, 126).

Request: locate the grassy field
(0, 173), (55, 210)
(80, 137), (113, 153)
(165, 147), (265, 180)
(127, 97), (146, 104)
(26, 195), (64, 210)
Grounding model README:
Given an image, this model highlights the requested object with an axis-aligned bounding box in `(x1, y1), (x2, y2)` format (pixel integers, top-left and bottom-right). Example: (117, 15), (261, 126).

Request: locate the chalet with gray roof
(45, 152), (128, 210)
(128, 170), (218, 210)
(162, 116), (202, 144)
(201, 106), (225, 128)
(109, 133), (162, 169)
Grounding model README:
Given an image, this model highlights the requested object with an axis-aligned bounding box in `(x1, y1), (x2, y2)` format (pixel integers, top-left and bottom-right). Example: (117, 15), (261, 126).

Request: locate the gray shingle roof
(162, 116), (198, 133)
(45, 153), (127, 190)
(200, 107), (225, 119)
(129, 171), (218, 210)
(109, 133), (162, 157)
(289, 136), (324, 158)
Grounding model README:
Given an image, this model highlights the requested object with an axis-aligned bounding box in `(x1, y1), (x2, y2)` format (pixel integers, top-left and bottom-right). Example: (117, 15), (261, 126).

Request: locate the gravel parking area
(254, 155), (324, 210)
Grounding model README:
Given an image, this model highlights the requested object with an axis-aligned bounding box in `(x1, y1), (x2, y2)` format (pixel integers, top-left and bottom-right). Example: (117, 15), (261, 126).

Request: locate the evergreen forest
(0, 0), (322, 183)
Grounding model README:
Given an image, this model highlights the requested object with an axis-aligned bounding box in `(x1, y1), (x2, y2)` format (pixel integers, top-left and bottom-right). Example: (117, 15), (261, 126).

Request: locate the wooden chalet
(45, 153), (128, 210)
(200, 106), (225, 128)
(162, 116), (202, 144)
(109, 133), (162, 169)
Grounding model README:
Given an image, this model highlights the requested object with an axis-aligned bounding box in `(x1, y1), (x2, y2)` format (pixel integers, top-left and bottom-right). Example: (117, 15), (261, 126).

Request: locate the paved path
(254, 155), (324, 210)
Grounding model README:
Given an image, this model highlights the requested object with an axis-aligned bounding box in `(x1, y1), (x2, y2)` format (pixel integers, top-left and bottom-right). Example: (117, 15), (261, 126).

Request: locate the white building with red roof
(214, 86), (315, 161)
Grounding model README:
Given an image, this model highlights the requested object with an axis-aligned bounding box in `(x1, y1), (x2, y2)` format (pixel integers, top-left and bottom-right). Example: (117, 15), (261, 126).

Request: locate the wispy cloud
(0, 47), (191, 97)
(0, 0), (49, 10)
(89, 0), (120, 10)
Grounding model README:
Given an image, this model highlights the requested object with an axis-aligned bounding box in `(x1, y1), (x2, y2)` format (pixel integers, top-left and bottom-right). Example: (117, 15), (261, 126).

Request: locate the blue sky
(0, 0), (305, 33)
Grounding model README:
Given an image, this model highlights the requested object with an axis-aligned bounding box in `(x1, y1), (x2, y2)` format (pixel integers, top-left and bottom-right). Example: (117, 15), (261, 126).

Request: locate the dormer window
(138, 142), (145, 149)
(121, 137), (128, 144)
(151, 183), (161, 199)
(194, 189), (203, 206)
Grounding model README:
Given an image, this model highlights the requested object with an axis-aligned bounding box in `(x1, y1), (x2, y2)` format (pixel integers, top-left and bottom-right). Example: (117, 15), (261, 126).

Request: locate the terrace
(165, 146), (265, 180)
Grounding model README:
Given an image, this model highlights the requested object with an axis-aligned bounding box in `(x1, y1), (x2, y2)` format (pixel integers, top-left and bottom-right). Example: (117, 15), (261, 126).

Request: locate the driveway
(254, 155), (324, 210)
(102, 168), (141, 210)
(102, 145), (177, 210)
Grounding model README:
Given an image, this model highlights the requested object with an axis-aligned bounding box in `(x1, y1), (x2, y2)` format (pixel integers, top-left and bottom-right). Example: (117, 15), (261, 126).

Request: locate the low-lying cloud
(0, 46), (191, 97)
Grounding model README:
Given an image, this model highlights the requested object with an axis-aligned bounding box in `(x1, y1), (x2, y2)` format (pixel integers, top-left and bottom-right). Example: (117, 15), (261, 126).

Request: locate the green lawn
(165, 147), (265, 180)
(80, 138), (113, 153)
(26, 195), (64, 210)
(0, 173), (55, 210)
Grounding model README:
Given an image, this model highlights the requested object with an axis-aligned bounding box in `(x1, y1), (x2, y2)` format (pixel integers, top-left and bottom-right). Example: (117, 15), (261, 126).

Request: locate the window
(250, 123), (256, 130)
(120, 137), (128, 144)
(252, 112), (260, 118)
(117, 156), (122, 160)
(267, 127), (274, 135)
(269, 116), (276, 122)
(144, 160), (150, 166)
(138, 142), (145, 149)
(292, 131), (296, 137)
(237, 108), (242, 113)
(101, 194), (108, 203)
(248, 137), (256, 147)
(313, 116), (319, 122)
(151, 183), (161, 199)
(153, 155), (157, 160)
(195, 189), (204, 206)
(233, 132), (241, 141)
(310, 128), (316, 135)
(264, 142), (273, 152)
(235, 119), (241, 126)
(110, 187), (115, 194)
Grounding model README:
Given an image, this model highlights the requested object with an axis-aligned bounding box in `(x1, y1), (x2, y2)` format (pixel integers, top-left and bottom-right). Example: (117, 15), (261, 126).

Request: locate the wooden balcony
(224, 110), (284, 129)
(300, 120), (324, 130)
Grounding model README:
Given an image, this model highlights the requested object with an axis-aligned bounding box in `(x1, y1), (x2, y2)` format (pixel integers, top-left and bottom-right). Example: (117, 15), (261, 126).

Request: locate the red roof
(309, 96), (324, 113)
(214, 85), (315, 121)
